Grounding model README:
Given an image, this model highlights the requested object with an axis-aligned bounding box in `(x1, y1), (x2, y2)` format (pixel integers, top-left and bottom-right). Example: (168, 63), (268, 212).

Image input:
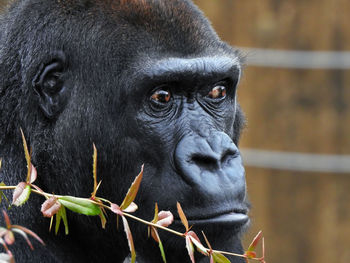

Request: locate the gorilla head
(0, 0), (249, 262)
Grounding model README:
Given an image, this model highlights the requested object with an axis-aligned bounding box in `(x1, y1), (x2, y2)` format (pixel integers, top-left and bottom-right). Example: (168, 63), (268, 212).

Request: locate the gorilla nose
(174, 131), (243, 189)
(190, 144), (237, 171)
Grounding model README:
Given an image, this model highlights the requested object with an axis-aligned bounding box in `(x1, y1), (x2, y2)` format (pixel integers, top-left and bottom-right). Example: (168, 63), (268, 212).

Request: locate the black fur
(0, 1), (248, 262)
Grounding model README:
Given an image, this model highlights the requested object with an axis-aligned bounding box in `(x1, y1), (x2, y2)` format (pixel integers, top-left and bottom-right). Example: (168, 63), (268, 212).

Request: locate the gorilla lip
(175, 210), (249, 226)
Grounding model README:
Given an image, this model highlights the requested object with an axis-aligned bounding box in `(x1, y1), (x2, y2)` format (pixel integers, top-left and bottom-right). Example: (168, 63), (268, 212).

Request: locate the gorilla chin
(0, 0), (250, 262)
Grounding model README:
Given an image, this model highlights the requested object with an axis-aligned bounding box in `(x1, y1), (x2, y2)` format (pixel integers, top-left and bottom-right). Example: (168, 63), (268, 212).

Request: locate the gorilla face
(0, 0), (249, 262)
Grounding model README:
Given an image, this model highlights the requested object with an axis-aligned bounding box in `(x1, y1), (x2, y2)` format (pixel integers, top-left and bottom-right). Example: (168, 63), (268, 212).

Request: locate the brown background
(1, 0), (350, 263)
(193, 1), (350, 263)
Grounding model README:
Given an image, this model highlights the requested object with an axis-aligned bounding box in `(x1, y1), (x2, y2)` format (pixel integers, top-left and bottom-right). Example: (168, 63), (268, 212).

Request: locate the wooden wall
(194, 1), (350, 263)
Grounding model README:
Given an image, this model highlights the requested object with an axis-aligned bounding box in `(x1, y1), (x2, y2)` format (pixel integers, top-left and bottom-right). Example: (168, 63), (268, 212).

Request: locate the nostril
(191, 154), (219, 171)
(221, 149), (239, 166)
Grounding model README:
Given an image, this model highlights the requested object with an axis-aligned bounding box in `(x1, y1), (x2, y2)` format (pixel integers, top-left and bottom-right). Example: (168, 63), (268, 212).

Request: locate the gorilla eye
(151, 89), (171, 103)
(208, 85), (227, 99)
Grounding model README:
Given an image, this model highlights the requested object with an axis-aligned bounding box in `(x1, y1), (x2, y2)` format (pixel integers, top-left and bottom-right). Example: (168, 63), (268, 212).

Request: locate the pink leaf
(11, 228), (34, 250)
(2, 211), (11, 229)
(12, 182), (31, 206)
(188, 231), (208, 256)
(0, 252), (14, 263)
(110, 203), (123, 216)
(185, 235), (195, 263)
(157, 211), (174, 228)
(11, 225), (45, 246)
(123, 202), (138, 213)
(29, 164), (37, 184)
(4, 231), (14, 245)
(121, 216), (136, 263)
(41, 197), (61, 218)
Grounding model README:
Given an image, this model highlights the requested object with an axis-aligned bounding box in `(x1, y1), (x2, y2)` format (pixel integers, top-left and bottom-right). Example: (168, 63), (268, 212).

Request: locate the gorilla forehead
(10, 0), (223, 55)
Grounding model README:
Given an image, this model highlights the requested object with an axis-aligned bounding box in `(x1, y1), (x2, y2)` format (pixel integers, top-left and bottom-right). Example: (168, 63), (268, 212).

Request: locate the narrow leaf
(152, 203), (159, 223)
(60, 205), (69, 235)
(0, 183), (9, 204)
(12, 183), (31, 206)
(11, 225), (45, 246)
(152, 227), (167, 263)
(91, 144), (98, 198)
(158, 237), (166, 263)
(58, 196), (100, 216)
(212, 252), (231, 263)
(49, 215), (54, 232)
(177, 202), (189, 232)
(202, 231), (212, 251)
(149, 203), (159, 241)
(120, 165), (144, 210)
(29, 164), (37, 184)
(2, 211), (11, 229)
(20, 128), (32, 183)
(11, 228), (34, 250)
(121, 216), (136, 263)
(185, 235), (195, 263)
(41, 197), (61, 218)
(247, 231), (262, 252)
(99, 208), (107, 229)
(188, 231), (208, 256)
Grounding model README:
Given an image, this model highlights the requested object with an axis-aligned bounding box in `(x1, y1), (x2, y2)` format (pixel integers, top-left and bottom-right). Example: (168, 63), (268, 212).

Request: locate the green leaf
(120, 165), (144, 210)
(12, 183), (31, 207)
(58, 196), (101, 216)
(212, 252), (231, 263)
(153, 227), (167, 263)
(157, 233), (167, 263)
(55, 207), (62, 234)
(0, 182), (9, 204)
(55, 205), (69, 235)
(60, 205), (69, 235)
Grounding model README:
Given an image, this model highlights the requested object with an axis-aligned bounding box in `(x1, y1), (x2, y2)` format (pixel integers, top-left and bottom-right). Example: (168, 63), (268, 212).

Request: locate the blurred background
(1, 0), (349, 262)
(193, 1), (350, 263)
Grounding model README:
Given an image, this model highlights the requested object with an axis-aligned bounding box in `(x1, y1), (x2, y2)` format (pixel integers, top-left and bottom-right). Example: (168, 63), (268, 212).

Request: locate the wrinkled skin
(0, 0), (249, 262)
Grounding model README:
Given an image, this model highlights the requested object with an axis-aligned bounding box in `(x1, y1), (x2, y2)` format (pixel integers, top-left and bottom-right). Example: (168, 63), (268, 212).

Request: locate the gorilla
(0, 0), (249, 262)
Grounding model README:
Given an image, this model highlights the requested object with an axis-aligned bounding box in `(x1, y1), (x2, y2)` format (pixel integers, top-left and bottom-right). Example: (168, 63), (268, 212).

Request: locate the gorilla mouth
(176, 209), (249, 226)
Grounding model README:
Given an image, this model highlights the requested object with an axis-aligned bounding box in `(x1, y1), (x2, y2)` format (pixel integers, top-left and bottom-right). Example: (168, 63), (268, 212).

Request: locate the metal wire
(241, 148), (350, 173)
(239, 47), (350, 70)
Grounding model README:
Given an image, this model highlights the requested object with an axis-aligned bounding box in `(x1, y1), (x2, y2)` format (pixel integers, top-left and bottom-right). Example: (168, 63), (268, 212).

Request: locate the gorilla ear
(32, 54), (69, 119)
